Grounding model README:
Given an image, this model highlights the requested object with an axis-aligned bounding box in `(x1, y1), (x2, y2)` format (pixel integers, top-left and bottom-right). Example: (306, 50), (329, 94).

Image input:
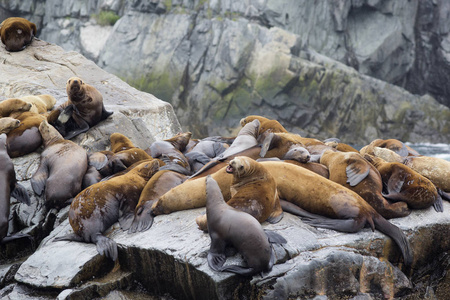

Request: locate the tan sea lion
(324, 138), (359, 153)
(319, 150), (410, 219)
(0, 98), (32, 118)
(403, 156), (450, 193)
(54, 160), (160, 261)
(240, 115), (288, 138)
(364, 139), (420, 157)
(0, 133), (31, 241)
(19, 94), (57, 114)
(47, 77), (113, 139)
(6, 111), (46, 157)
(0, 117), (20, 134)
(0, 17), (36, 52)
(260, 132), (310, 163)
(205, 175), (287, 276)
(31, 120), (88, 209)
(129, 169), (188, 233)
(195, 156), (283, 232)
(364, 155), (442, 211)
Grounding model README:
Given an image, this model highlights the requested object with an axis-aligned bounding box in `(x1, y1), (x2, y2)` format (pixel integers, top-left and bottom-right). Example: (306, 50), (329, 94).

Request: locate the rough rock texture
(2, 0), (450, 142)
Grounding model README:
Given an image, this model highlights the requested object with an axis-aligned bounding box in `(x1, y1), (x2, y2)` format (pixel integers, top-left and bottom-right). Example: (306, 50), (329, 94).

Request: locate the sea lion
(145, 132), (192, 174)
(185, 151), (213, 173)
(0, 133), (30, 241)
(129, 169), (188, 233)
(205, 175), (287, 276)
(0, 117), (20, 134)
(364, 139), (420, 157)
(0, 17), (36, 52)
(0, 98), (32, 118)
(107, 133), (153, 174)
(324, 138), (359, 153)
(319, 150), (410, 219)
(195, 156), (284, 232)
(260, 132), (310, 163)
(31, 120), (88, 209)
(185, 139), (228, 158)
(240, 115), (288, 138)
(19, 94), (57, 114)
(403, 156), (450, 193)
(6, 111), (46, 158)
(54, 160), (160, 261)
(364, 155), (442, 211)
(47, 77), (113, 139)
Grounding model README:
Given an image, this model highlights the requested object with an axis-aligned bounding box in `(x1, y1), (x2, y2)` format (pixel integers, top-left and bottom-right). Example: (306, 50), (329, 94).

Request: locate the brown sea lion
(107, 133), (153, 174)
(195, 156), (283, 232)
(319, 150), (410, 219)
(364, 155), (442, 211)
(129, 169), (188, 233)
(31, 120), (88, 209)
(365, 139), (420, 157)
(403, 156), (450, 192)
(260, 132), (310, 163)
(6, 111), (46, 157)
(0, 17), (36, 52)
(47, 77), (113, 139)
(324, 138), (359, 153)
(0, 117), (20, 134)
(205, 175), (287, 276)
(54, 160), (160, 261)
(19, 94), (57, 114)
(0, 133), (31, 241)
(145, 132), (192, 174)
(0, 98), (32, 118)
(240, 115), (288, 138)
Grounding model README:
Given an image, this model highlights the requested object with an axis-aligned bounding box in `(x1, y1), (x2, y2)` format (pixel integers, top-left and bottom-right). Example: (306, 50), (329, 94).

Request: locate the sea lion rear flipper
(264, 230), (287, 245)
(118, 211), (135, 231)
(219, 265), (257, 276)
(302, 216), (364, 233)
(93, 234), (118, 261)
(346, 159), (370, 187)
(31, 163), (49, 196)
(53, 233), (84, 243)
(280, 200), (324, 219)
(11, 182), (31, 205)
(207, 251), (227, 272)
(63, 118), (90, 140)
(433, 194), (444, 213)
(101, 106), (114, 121)
(159, 163), (191, 175)
(1, 232), (32, 244)
(266, 211), (283, 224)
(438, 189), (450, 202)
(128, 210), (154, 234)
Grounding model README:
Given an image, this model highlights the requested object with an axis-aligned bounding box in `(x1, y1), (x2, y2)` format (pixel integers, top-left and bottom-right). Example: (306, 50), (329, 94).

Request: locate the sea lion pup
(0, 117), (20, 134)
(6, 111), (46, 158)
(364, 155), (443, 212)
(19, 94), (57, 114)
(129, 169), (188, 233)
(107, 133), (153, 174)
(47, 77), (113, 139)
(195, 156), (284, 232)
(0, 98), (32, 118)
(0, 17), (36, 52)
(205, 175), (287, 276)
(145, 132), (192, 174)
(54, 160), (160, 261)
(0, 133), (31, 241)
(319, 150), (410, 219)
(31, 120), (88, 209)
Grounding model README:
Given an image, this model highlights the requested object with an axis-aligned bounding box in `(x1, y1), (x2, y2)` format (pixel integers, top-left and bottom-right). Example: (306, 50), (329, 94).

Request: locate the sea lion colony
(1, 20), (450, 274)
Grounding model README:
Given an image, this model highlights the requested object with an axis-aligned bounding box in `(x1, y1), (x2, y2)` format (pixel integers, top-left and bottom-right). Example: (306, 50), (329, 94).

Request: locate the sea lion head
(226, 156), (255, 178)
(166, 131), (192, 151)
(373, 146), (404, 163)
(39, 119), (63, 147)
(283, 146), (311, 163)
(110, 132), (135, 153)
(2, 98), (33, 115)
(133, 159), (160, 181)
(0, 133), (7, 149)
(0, 117), (20, 134)
(66, 77), (86, 102)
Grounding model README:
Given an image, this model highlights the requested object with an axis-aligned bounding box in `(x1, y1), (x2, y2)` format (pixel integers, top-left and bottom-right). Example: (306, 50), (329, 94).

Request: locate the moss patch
(92, 11), (120, 26)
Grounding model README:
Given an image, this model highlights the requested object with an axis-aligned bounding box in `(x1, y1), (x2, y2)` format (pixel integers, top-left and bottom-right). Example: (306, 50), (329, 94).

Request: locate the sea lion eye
(80, 80), (83, 85)
(239, 166), (244, 170)
(68, 79), (71, 84)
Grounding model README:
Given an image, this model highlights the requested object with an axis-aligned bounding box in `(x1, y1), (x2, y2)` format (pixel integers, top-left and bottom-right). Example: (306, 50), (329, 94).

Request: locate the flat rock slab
(14, 201), (450, 299)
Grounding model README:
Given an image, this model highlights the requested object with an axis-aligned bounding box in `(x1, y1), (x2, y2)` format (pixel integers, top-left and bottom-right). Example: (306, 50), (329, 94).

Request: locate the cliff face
(2, 0), (450, 143)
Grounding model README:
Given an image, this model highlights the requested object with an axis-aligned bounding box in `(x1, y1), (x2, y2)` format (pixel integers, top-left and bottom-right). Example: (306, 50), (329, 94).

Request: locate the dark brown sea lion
(107, 133), (153, 174)
(6, 111), (46, 158)
(54, 160), (160, 261)
(0, 117), (20, 134)
(0, 17), (36, 52)
(195, 156), (283, 232)
(31, 120), (88, 209)
(0, 98), (32, 118)
(364, 155), (443, 212)
(47, 77), (113, 139)
(129, 169), (188, 233)
(205, 175), (287, 276)
(0, 133), (30, 241)
(319, 150), (410, 219)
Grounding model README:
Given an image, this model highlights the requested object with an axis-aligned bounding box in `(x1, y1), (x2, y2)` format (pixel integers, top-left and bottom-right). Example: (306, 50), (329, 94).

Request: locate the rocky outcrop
(2, 0), (450, 142)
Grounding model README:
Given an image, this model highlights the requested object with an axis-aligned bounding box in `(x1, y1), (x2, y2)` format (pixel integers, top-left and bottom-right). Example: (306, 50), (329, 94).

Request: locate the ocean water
(406, 143), (450, 161)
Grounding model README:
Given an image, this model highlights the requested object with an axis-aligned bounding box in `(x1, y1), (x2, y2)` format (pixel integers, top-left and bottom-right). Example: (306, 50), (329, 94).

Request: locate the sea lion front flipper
(53, 233), (84, 243)
(301, 215), (364, 233)
(433, 194), (444, 213)
(57, 104), (74, 124)
(11, 182), (31, 205)
(128, 206), (154, 234)
(438, 189), (450, 202)
(266, 211), (284, 224)
(207, 251), (227, 272)
(1, 232), (32, 244)
(101, 105), (114, 121)
(264, 230), (287, 245)
(382, 169), (406, 201)
(118, 211), (135, 231)
(345, 159), (370, 187)
(92, 234), (118, 261)
(31, 163), (49, 196)
(63, 118), (90, 140)
(260, 132), (276, 158)
(220, 265), (257, 276)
